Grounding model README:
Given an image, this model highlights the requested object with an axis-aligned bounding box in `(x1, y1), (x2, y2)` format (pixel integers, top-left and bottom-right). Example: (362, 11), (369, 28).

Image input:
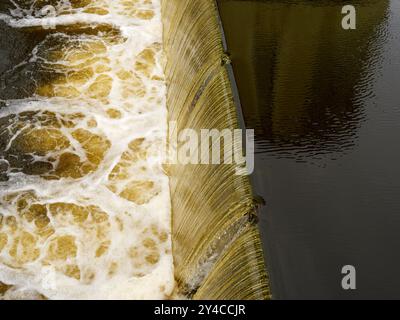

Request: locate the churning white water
(0, 0), (174, 299)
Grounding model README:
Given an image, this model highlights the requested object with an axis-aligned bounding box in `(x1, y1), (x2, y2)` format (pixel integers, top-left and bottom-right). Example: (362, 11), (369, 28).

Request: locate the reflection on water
(218, 0), (400, 298)
(220, 0), (390, 162)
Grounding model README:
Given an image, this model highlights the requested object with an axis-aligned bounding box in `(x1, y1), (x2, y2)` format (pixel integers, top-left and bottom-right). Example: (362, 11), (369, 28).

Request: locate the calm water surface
(218, 0), (400, 299)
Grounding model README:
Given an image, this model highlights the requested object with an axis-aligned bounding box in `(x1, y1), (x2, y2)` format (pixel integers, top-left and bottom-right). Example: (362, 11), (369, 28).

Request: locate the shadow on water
(218, 0), (400, 298)
(0, 21), (47, 102)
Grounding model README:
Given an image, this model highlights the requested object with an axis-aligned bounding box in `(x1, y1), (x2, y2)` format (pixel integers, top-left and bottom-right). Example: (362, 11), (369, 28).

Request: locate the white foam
(0, 0), (174, 300)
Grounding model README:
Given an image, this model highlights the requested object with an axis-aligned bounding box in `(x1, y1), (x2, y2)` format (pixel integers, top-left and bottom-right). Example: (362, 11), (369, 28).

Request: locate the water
(0, 0), (174, 299)
(162, 0), (269, 299)
(0, 0), (271, 300)
(217, 0), (400, 298)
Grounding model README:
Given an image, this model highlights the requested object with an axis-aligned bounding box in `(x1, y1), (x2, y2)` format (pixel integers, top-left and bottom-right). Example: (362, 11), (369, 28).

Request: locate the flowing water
(0, 0), (174, 299)
(217, 0), (400, 298)
(162, 0), (269, 299)
(0, 0), (271, 300)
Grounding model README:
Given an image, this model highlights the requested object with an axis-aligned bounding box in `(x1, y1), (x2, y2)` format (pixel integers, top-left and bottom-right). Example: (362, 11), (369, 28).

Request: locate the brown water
(217, 0), (400, 299)
(0, 0), (174, 300)
(0, 0), (270, 300)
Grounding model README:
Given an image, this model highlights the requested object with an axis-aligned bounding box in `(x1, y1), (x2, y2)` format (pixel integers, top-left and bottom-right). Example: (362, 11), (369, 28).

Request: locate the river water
(218, 0), (400, 299)
(0, 0), (173, 299)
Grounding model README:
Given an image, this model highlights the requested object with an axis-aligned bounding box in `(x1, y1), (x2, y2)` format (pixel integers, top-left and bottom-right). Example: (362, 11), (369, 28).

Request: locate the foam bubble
(0, 0), (174, 300)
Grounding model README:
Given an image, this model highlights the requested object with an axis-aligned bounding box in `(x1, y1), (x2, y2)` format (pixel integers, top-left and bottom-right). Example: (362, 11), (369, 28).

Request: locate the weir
(0, 0), (270, 299)
(163, 0), (269, 299)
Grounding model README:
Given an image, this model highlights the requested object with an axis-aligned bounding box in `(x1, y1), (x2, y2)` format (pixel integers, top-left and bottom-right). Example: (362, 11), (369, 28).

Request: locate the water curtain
(162, 0), (270, 299)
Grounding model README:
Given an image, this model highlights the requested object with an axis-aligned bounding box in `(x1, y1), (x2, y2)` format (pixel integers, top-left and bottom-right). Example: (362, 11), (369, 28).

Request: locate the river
(217, 0), (400, 299)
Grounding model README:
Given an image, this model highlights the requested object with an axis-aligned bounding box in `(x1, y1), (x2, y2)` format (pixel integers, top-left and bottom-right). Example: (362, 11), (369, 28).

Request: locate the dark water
(217, 0), (400, 299)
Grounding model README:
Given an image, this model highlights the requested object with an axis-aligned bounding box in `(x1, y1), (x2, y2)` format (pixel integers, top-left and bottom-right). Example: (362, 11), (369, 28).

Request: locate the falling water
(162, 0), (269, 299)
